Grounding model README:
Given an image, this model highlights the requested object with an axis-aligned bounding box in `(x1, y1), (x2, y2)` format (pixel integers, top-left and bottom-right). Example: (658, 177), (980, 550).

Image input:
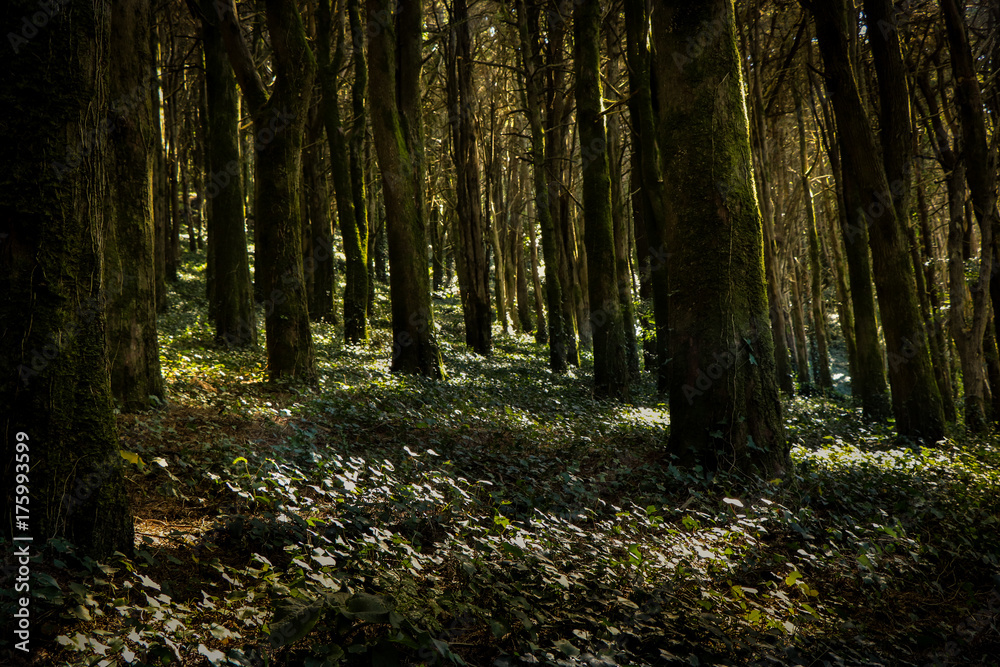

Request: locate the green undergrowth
(3, 250), (1000, 666)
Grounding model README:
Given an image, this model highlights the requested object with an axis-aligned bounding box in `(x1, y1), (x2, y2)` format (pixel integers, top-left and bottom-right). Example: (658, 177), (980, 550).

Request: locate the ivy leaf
(269, 595), (326, 647)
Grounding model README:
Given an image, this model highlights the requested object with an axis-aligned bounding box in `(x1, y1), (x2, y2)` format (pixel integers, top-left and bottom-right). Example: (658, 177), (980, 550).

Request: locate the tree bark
(575, 0), (630, 400)
(1, 0), (134, 557)
(444, 1), (492, 354)
(653, 0), (786, 473)
(195, 0), (256, 347)
(219, 0), (317, 382)
(517, 0), (566, 371)
(807, 0), (945, 441)
(367, 0), (443, 377)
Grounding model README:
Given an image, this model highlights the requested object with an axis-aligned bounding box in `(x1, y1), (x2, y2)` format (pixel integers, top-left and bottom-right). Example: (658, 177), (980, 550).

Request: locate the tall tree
(105, 0), (166, 411)
(575, 0), (629, 399)
(446, 0), (492, 355)
(623, 0), (670, 393)
(940, 0), (999, 427)
(805, 0), (945, 442)
(192, 0), (256, 348)
(368, 0), (444, 377)
(516, 0), (567, 371)
(318, 0), (370, 343)
(653, 0), (786, 473)
(1, 0), (134, 556)
(218, 0), (317, 381)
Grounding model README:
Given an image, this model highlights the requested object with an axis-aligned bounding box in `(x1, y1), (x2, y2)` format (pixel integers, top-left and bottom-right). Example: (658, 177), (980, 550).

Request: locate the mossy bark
(575, 0), (630, 400)
(198, 0), (255, 347)
(367, 0), (443, 378)
(810, 0), (945, 441)
(445, 0), (492, 356)
(105, 0), (166, 412)
(653, 0), (786, 474)
(1, 0), (134, 557)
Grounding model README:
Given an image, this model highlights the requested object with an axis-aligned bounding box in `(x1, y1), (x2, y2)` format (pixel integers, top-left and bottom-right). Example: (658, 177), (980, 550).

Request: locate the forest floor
(6, 249), (1000, 667)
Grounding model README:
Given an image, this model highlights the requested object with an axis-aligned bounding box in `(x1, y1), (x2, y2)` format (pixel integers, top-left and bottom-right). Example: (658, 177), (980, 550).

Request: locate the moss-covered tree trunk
(1, 0), (134, 557)
(653, 0), (786, 473)
(104, 0), (166, 412)
(367, 0), (443, 377)
(808, 0), (945, 441)
(517, 0), (566, 371)
(446, 0), (491, 355)
(317, 0), (369, 344)
(624, 0), (670, 394)
(574, 0), (630, 400)
(219, 0), (317, 382)
(197, 0), (255, 348)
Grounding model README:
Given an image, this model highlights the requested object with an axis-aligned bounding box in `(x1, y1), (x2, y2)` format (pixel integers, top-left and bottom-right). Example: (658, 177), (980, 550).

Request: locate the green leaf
(342, 592), (395, 622)
(269, 595), (326, 647)
(553, 638), (580, 657)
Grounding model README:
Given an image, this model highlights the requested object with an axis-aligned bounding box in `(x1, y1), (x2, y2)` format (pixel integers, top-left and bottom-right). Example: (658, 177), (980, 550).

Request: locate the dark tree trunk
(517, 0), (566, 371)
(317, 0), (369, 344)
(446, 0), (492, 355)
(105, 0), (166, 412)
(367, 0), (443, 377)
(653, 0), (786, 473)
(575, 0), (630, 400)
(151, 19), (169, 314)
(624, 0), (670, 393)
(1, 0), (134, 557)
(303, 113), (336, 323)
(790, 258), (812, 392)
(219, 0), (317, 382)
(808, 0), (945, 441)
(196, 0), (256, 348)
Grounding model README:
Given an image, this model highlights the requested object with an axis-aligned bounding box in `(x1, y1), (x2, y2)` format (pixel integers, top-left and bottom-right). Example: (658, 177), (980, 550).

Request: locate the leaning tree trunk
(653, 0), (786, 474)
(446, 0), (492, 355)
(367, 0), (443, 377)
(198, 0), (255, 348)
(105, 0), (166, 412)
(219, 0), (317, 381)
(575, 0), (630, 400)
(1, 0), (134, 557)
(807, 0), (945, 441)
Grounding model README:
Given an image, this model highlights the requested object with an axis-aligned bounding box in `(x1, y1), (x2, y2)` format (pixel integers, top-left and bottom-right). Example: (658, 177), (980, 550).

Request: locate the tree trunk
(790, 258), (812, 392)
(367, 0), (443, 377)
(219, 0), (317, 382)
(527, 191), (547, 343)
(517, 0), (566, 371)
(808, 0), (945, 441)
(653, 0), (786, 473)
(151, 19), (169, 313)
(624, 0), (670, 393)
(575, 0), (630, 400)
(444, 1), (492, 354)
(317, 0), (369, 344)
(795, 99), (832, 390)
(104, 0), (166, 412)
(303, 113), (336, 323)
(197, 0), (255, 347)
(1, 0), (134, 557)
